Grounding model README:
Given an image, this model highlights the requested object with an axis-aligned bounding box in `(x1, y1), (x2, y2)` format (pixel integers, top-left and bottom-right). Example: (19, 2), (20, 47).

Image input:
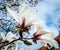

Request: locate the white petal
(40, 39), (54, 49)
(33, 19), (45, 27)
(33, 19), (45, 33)
(39, 33), (59, 49)
(6, 6), (19, 23)
(25, 9), (38, 26)
(8, 38), (15, 42)
(0, 32), (5, 40)
(51, 40), (59, 48)
(40, 39), (59, 49)
(5, 45), (9, 50)
(40, 33), (54, 40)
(19, 3), (29, 18)
(27, 8), (38, 18)
(19, 3), (38, 26)
(5, 32), (16, 41)
(14, 42), (18, 50)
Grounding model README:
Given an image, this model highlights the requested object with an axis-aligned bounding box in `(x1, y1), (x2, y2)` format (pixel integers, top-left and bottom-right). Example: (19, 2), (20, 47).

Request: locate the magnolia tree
(0, 2), (60, 50)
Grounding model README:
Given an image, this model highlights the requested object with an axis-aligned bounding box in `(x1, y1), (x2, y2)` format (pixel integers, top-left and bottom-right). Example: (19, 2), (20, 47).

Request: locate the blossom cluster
(0, 2), (59, 50)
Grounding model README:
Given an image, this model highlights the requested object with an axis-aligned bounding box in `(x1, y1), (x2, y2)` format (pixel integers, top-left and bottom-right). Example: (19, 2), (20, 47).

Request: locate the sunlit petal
(6, 6), (19, 23)
(40, 39), (59, 49)
(40, 33), (54, 40)
(39, 33), (59, 49)
(0, 32), (5, 40)
(5, 32), (16, 42)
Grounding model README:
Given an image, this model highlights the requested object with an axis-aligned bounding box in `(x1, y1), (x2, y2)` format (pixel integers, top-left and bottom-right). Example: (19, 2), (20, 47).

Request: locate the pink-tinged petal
(33, 32), (43, 40)
(35, 37), (41, 40)
(19, 3), (38, 27)
(6, 6), (19, 23)
(33, 33), (42, 37)
(20, 18), (25, 28)
(33, 32), (37, 36)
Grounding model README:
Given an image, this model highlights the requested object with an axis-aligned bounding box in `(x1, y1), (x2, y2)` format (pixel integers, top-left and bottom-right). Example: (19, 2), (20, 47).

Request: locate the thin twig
(0, 37), (33, 49)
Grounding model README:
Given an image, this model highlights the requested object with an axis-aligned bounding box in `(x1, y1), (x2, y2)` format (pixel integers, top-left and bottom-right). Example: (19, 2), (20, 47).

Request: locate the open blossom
(0, 32), (16, 42)
(6, 3), (38, 33)
(0, 32), (19, 50)
(33, 25), (59, 49)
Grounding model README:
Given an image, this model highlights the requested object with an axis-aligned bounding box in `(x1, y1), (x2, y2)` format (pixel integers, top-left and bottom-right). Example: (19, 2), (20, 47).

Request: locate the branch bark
(0, 37), (33, 49)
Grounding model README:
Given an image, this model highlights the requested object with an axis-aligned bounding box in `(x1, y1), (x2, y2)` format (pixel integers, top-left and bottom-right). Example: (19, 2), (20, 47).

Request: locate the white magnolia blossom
(40, 33), (59, 49)
(0, 32), (16, 42)
(33, 25), (59, 49)
(0, 32), (18, 50)
(6, 2), (59, 49)
(6, 3), (38, 28)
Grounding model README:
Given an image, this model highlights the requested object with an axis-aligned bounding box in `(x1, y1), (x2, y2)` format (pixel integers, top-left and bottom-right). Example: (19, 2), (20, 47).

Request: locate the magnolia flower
(0, 32), (18, 50)
(33, 25), (59, 49)
(6, 3), (38, 34)
(0, 32), (16, 42)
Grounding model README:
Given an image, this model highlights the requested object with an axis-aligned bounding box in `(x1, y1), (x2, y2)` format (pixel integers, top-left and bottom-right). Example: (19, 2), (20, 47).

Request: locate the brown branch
(0, 37), (33, 49)
(0, 38), (20, 49)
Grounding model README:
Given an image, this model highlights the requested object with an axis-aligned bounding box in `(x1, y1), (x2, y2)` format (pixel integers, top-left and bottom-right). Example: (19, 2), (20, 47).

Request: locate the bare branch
(0, 37), (33, 49)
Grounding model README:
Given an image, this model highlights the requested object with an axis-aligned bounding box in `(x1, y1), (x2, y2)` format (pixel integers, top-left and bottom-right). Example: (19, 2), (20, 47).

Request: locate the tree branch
(0, 37), (33, 49)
